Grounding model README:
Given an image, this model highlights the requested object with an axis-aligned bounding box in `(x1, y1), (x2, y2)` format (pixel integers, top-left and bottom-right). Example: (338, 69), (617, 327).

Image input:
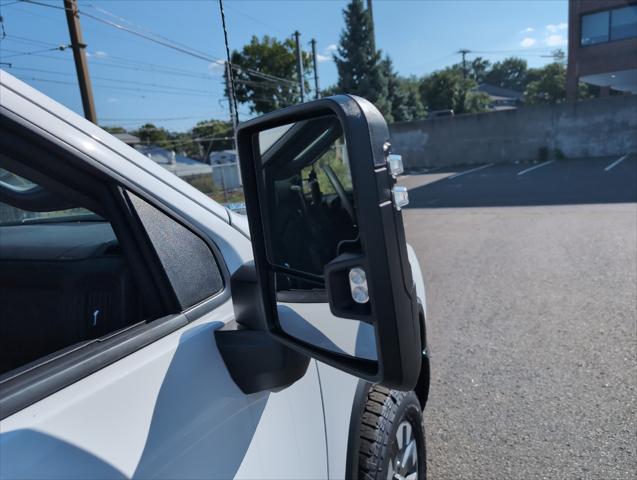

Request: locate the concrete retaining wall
(388, 95), (637, 169)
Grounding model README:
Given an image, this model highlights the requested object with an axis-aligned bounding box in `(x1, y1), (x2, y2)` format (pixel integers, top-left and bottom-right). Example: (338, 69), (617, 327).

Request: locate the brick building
(567, 0), (637, 101)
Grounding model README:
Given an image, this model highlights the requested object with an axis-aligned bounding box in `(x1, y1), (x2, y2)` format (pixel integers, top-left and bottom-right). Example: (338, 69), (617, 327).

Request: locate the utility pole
(221, 60), (238, 201)
(224, 61), (238, 144)
(367, 0), (376, 51)
(294, 31), (305, 103)
(457, 49), (471, 80)
(310, 38), (320, 99)
(64, 0), (96, 123)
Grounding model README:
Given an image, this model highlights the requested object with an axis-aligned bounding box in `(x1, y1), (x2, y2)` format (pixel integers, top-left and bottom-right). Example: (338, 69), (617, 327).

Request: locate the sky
(0, 0), (568, 132)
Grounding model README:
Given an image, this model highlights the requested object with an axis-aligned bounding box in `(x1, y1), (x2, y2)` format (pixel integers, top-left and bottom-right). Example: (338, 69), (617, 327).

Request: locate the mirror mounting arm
(215, 261), (310, 394)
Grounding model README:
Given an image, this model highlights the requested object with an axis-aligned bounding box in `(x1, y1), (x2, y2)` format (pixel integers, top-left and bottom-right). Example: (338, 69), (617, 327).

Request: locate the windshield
(0, 168), (102, 226)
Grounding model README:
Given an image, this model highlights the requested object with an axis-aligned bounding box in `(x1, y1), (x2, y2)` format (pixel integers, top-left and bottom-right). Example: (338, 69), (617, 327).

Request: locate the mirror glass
(256, 115), (377, 361)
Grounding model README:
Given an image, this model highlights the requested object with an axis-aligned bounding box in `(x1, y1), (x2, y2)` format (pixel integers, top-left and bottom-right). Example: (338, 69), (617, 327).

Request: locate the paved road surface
(399, 157), (637, 479)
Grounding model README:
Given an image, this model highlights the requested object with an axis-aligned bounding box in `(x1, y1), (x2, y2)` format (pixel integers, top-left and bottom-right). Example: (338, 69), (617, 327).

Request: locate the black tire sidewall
(380, 391), (426, 480)
(358, 388), (426, 480)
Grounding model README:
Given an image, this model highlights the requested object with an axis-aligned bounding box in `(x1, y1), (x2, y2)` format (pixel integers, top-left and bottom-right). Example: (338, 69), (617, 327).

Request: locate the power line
(4, 47), (220, 81)
(15, 75), (220, 98)
(20, 0), (297, 87)
(0, 34), (60, 48)
(7, 66), (220, 94)
(223, 3), (286, 36)
(102, 115), (212, 122)
(2, 44), (71, 59)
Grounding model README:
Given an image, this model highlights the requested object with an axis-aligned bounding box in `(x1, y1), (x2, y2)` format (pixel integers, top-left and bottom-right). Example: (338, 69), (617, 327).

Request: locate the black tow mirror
(236, 95), (421, 390)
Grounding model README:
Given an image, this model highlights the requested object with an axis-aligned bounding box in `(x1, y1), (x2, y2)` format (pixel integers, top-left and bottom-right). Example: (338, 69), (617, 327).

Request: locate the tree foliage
(419, 67), (465, 112)
(230, 35), (311, 115)
(334, 0), (390, 118)
(133, 123), (172, 145)
(191, 120), (233, 154)
(398, 76), (427, 121)
(463, 91), (492, 113)
(485, 57), (530, 92)
(418, 66), (494, 115)
(465, 57), (491, 84)
(524, 63), (567, 105)
(124, 120), (233, 160)
(102, 126), (127, 134)
(383, 57), (425, 122)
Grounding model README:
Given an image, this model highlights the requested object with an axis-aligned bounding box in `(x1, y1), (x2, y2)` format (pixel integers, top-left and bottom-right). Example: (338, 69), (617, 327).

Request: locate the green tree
(397, 76), (426, 121)
(102, 126), (127, 134)
(334, 0), (390, 117)
(230, 35), (311, 115)
(464, 91), (492, 113)
(192, 119), (233, 157)
(420, 67), (465, 112)
(524, 62), (567, 105)
(383, 56), (409, 122)
(468, 57), (491, 84)
(419, 67), (489, 115)
(485, 57), (529, 91)
(132, 123), (172, 146)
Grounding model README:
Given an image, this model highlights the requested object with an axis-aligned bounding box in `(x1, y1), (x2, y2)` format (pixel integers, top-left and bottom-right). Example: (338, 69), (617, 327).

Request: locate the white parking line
(604, 155), (627, 172)
(448, 163), (493, 180)
(517, 160), (554, 176)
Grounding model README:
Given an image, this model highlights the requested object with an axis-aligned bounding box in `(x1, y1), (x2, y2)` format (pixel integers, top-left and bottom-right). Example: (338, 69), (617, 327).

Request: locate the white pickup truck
(0, 71), (429, 480)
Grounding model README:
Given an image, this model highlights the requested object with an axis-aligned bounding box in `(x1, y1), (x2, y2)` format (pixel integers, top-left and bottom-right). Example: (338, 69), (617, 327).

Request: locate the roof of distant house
(209, 149), (238, 165)
(134, 144), (211, 178)
(112, 132), (141, 145)
(475, 83), (525, 100)
(135, 145), (202, 165)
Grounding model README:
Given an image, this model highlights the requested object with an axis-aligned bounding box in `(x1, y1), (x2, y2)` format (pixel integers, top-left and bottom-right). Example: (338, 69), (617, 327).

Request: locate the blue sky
(0, 0), (568, 132)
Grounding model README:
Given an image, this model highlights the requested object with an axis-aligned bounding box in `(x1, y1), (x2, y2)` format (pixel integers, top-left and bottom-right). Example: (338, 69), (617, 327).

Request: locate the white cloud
(520, 37), (537, 47)
(208, 59), (225, 74)
(107, 97), (119, 104)
(546, 22), (567, 33)
(520, 27), (534, 33)
(545, 34), (567, 47)
(94, 50), (108, 58)
(315, 44), (337, 63)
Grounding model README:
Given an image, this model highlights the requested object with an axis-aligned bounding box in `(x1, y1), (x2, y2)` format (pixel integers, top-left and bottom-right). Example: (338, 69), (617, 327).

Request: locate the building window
(581, 10), (610, 45)
(611, 5), (637, 41)
(581, 4), (637, 46)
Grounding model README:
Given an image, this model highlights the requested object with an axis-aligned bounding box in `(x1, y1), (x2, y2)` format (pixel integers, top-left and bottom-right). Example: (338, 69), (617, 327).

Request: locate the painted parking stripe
(517, 160), (554, 176)
(604, 155), (627, 172)
(448, 163), (493, 180)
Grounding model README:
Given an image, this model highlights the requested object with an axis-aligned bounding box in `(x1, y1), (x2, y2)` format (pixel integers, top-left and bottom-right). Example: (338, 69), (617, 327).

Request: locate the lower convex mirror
(237, 96), (422, 389)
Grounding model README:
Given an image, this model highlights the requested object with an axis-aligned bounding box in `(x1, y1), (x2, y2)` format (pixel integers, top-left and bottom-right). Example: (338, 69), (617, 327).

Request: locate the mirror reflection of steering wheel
(322, 165), (355, 224)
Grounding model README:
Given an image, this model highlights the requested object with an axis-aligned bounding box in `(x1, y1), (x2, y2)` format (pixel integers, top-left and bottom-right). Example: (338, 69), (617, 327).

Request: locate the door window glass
(0, 166), (142, 375)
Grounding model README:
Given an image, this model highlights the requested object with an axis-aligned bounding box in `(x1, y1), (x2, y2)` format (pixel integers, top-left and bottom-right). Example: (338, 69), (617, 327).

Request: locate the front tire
(357, 385), (426, 480)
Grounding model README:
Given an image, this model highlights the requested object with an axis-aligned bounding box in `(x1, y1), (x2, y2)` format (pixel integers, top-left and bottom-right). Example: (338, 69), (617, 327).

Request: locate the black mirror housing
(236, 95), (422, 390)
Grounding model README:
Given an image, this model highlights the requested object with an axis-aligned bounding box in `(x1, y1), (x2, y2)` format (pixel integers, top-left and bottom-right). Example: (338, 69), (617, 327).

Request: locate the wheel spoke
(391, 421), (419, 480)
(387, 458), (395, 480)
(401, 439), (417, 471)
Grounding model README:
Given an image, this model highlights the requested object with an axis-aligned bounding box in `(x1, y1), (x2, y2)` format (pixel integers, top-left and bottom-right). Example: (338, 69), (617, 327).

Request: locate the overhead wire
(15, 75), (220, 98)
(19, 0), (297, 87)
(8, 0), (298, 132)
(1, 44), (71, 59)
(8, 66), (222, 94)
(0, 33), (59, 47)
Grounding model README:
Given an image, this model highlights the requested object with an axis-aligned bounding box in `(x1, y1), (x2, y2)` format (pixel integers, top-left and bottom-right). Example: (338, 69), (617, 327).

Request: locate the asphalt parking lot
(399, 156), (637, 479)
